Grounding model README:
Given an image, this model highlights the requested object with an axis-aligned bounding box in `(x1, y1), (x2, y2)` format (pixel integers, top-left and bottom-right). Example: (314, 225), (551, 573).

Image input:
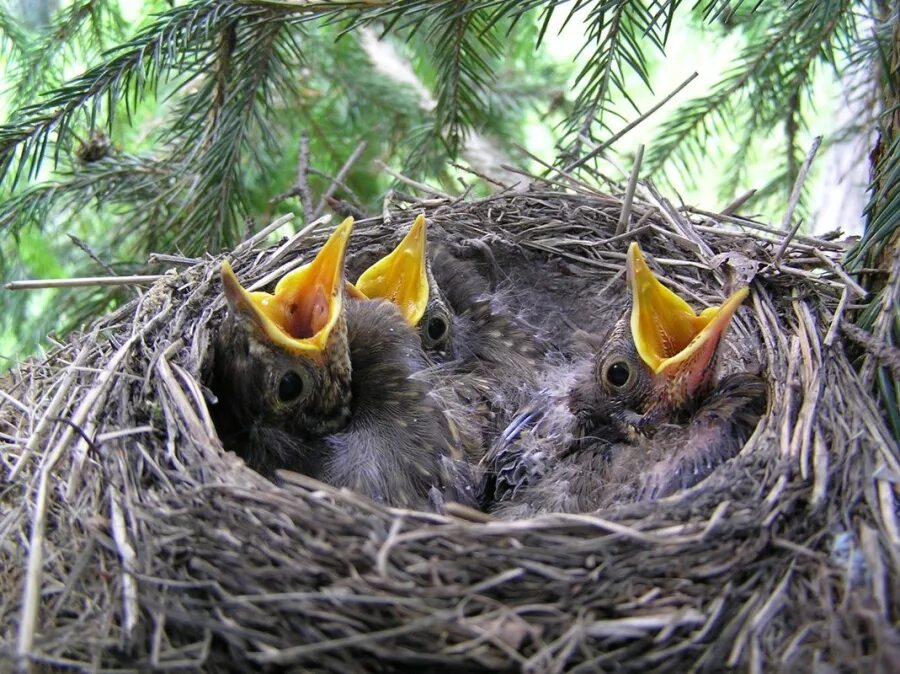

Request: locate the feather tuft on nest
(1, 183), (898, 673)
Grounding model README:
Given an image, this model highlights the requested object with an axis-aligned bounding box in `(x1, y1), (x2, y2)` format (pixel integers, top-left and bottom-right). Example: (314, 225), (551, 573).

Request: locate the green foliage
(848, 134), (900, 271)
(644, 0), (857, 217)
(0, 6), (28, 61)
(419, 5), (503, 155)
(557, 1), (664, 165)
(846, 131), (900, 438)
(9, 0), (129, 108)
(0, 0), (566, 359)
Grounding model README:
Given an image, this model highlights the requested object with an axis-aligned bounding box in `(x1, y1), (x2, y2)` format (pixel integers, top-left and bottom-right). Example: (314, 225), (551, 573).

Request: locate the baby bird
(482, 242), (766, 517)
(352, 214), (540, 367)
(209, 217), (476, 510)
(350, 214), (543, 461)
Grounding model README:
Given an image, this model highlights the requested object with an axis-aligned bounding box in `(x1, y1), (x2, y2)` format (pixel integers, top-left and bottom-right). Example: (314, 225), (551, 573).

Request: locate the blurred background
(0, 0), (894, 370)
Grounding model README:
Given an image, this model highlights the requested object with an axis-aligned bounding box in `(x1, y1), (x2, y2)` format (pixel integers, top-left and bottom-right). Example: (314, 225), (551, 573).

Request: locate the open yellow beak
(352, 214), (429, 326)
(628, 241), (748, 381)
(221, 217), (354, 359)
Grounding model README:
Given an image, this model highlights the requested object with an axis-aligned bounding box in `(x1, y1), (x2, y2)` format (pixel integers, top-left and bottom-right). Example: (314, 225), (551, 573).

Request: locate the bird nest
(1, 183), (898, 673)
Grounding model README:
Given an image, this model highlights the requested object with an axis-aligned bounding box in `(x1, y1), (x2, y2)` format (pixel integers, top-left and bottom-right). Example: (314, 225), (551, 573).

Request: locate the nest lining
(1, 185), (898, 673)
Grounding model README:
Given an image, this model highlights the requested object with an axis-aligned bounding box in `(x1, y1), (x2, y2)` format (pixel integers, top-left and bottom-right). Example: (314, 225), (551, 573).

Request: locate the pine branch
(171, 21), (293, 251)
(9, 0), (129, 108)
(0, 152), (181, 350)
(0, 153), (183, 251)
(296, 26), (434, 193)
(344, 0), (677, 162)
(559, 0), (665, 163)
(400, 121), (458, 183)
(0, 0), (295, 187)
(692, 0), (759, 25)
(414, 5), (503, 155)
(0, 0), (497, 188)
(0, 5), (448, 261)
(645, 0), (854, 191)
(847, 133), (900, 271)
(0, 5), (28, 60)
(0, 0), (568, 355)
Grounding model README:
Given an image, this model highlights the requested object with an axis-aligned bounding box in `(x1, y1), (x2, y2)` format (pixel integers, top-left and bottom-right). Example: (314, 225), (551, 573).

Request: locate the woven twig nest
(2, 185), (898, 673)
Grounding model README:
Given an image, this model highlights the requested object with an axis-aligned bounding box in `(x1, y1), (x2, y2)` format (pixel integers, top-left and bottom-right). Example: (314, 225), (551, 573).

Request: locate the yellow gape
(627, 241), (748, 387)
(353, 214), (430, 327)
(220, 217), (354, 361)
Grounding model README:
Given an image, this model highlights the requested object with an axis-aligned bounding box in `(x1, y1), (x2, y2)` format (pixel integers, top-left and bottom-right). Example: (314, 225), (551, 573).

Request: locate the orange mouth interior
(221, 217), (354, 356)
(352, 213), (430, 326)
(627, 241), (748, 376)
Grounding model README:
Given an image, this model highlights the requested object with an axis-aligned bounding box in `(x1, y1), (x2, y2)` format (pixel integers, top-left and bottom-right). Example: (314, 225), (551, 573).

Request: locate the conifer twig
(314, 141), (368, 219)
(308, 169), (360, 202)
(512, 144), (601, 195)
(374, 160), (450, 199)
(148, 253), (202, 266)
(448, 161), (512, 191)
(67, 235), (116, 277)
(233, 213), (295, 256)
(773, 136), (822, 267)
(565, 72), (699, 173)
(824, 287), (849, 347)
(811, 249), (867, 298)
(843, 323), (900, 380)
(685, 208), (844, 251)
(267, 214), (332, 265)
(270, 132), (315, 222)
(298, 131), (314, 220)
(324, 196), (367, 220)
(617, 144), (644, 235)
(861, 251), (900, 384)
(5, 275), (164, 290)
(720, 190), (758, 216)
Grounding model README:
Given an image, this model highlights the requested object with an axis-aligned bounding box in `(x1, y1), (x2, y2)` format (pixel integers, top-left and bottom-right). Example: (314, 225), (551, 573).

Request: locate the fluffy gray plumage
(211, 297), (476, 510)
(347, 240), (546, 465)
(480, 306), (768, 517)
(485, 371), (767, 518)
(424, 245), (547, 462)
(427, 245), (543, 367)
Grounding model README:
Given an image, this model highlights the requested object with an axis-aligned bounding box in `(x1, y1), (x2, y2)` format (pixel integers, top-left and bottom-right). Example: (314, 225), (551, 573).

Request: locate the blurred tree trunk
(867, 1), (900, 280)
(812, 67), (871, 237)
(857, 1), (900, 438)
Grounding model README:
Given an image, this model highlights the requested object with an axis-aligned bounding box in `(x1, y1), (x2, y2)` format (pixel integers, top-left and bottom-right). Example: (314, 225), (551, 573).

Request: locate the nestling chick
(352, 214), (541, 367)
(209, 217), (476, 510)
(350, 214), (544, 461)
(482, 242), (766, 516)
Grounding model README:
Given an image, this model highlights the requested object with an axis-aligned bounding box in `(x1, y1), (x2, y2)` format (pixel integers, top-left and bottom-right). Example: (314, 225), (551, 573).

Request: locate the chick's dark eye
(278, 371), (304, 402)
(606, 361), (630, 387)
(426, 315), (448, 342)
